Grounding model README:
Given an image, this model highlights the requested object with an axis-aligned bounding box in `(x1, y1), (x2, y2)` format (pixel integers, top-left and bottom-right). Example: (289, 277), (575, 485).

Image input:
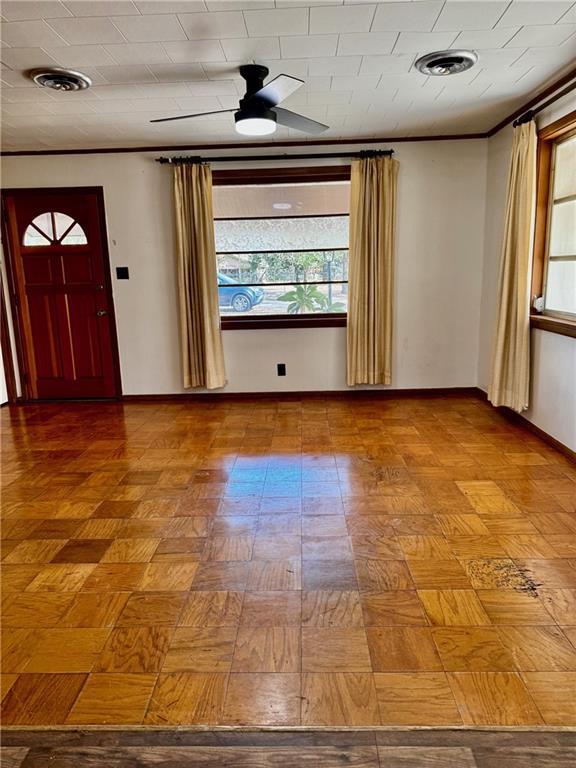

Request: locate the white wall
(478, 91), (576, 452)
(1, 139), (487, 395)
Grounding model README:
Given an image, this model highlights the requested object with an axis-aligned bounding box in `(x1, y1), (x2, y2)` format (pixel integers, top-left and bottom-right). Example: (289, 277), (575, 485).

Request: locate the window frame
(212, 165), (351, 331)
(531, 110), (576, 339)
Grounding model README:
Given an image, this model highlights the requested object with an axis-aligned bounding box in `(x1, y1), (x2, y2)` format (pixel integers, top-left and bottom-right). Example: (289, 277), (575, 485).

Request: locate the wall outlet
(277, 363), (286, 376)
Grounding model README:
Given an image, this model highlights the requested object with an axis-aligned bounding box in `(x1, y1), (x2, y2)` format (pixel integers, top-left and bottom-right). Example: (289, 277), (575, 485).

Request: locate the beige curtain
(173, 162), (226, 390)
(347, 154), (399, 386)
(488, 122), (537, 413)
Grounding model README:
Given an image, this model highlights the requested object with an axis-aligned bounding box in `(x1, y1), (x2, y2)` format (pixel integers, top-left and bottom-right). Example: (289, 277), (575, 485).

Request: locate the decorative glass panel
(61, 222), (87, 245)
(53, 212), (76, 240)
(23, 227), (51, 247)
(23, 212), (87, 247)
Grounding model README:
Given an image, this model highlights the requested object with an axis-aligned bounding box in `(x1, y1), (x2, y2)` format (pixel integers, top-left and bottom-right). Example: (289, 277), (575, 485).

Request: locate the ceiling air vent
(414, 50), (478, 76)
(29, 68), (92, 91)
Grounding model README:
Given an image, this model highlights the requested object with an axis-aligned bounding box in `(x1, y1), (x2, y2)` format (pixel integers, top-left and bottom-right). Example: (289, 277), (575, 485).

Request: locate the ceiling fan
(151, 64), (329, 137)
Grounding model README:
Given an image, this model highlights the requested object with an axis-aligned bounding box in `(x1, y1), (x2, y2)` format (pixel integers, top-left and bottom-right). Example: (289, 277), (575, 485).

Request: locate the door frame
(1, 186), (122, 401)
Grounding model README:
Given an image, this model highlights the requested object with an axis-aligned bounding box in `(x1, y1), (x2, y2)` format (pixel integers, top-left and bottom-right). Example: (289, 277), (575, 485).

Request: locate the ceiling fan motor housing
(239, 64), (271, 102)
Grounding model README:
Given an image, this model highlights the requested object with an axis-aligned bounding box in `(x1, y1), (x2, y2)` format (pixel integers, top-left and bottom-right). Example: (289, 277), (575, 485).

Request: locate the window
(23, 212), (87, 247)
(542, 134), (575, 318)
(212, 168), (350, 328)
(532, 112), (576, 338)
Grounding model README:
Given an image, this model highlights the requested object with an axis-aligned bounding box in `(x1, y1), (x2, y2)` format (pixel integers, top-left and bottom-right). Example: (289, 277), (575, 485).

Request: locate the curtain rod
(513, 81), (576, 127)
(156, 149), (393, 165)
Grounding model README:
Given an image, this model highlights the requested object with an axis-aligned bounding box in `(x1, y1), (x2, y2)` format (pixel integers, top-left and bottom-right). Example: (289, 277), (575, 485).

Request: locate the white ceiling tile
(337, 32), (397, 56)
(392, 31), (459, 53)
(186, 79), (238, 96)
(280, 34), (337, 58)
(148, 64), (206, 83)
(513, 42), (576, 66)
(91, 83), (147, 98)
(104, 42), (172, 64)
(372, 2), (444, 33)
(359, 53), (414, 75)
(1, 2), (71, 21)
(505, 24), (576, 47)
(135, 81), (190, 97)
(135, 2), (206, 12)
(244, 8), (308, 37)
(220, 36), (280, 61)
(96, 64), (157, 82)
(201, 60), (244, 79)
(112, 14), (187, 42)
(453, 28), (520, 50)
(1, 86), (56, 101)
(331, 74), (381, 90)
(163, 40), (226, 62)
(302, 75), (331, 90)
(2, 100), (53, 114)
(0, 69), (46, 86)
(45, 44), (118, 66)
(1, 20), (68, 46)
(63, 1), (139, 15)
(434, 1), (509, 31)
(496, 1), (574, 27)
(207, 1), (274, 8)
(178, 11), (247, 39)
(558, 3), (576, 23)
(0, 46), (60, 69)
(46, 17), (127, 43)
(472, 47), (524, 68)
(305, 90), (351, 105)
(308, 55), (361, 75)
(44, 99), (99, 114)
(91, 97), (178, 112)
(260, 58), (309, 78)
(309, 4), (375, 34)
(173, 95), (225, 111)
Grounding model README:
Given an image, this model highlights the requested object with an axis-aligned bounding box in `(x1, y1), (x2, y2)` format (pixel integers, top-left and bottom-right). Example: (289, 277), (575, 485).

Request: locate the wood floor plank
(1, 674), (87, 724)
(374, 672), (462, 725)
(65, 673), (157, 725)
(301, 673), (380, 726)
(222, 673), (301, 726)
(447, 672), (544, 725)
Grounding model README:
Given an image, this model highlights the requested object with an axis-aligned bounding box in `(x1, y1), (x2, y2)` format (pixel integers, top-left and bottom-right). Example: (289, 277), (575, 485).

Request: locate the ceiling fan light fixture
(414, 50), (478, 76)
(234, 108), (277, 136)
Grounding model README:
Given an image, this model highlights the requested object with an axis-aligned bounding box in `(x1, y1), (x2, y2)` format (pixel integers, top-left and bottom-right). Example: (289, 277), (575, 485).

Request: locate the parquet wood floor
(1, 395), (575, 726)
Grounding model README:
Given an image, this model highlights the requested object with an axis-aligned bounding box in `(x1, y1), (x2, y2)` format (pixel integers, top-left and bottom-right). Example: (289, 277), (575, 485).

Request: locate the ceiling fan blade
(250, 74), (304, 107)
(273, 107), (329, 135)
(150, 109), (236, 124)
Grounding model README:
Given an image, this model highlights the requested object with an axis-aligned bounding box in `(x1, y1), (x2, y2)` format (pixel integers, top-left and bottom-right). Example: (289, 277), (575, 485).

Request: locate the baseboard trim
(475, 389), (575, 463)
(121, 386), (483, 403)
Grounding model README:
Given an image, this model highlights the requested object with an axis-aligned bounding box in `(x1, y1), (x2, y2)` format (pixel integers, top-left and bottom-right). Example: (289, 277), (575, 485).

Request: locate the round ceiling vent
(414, 50), (478, 76)
(29, 67), (92, 91)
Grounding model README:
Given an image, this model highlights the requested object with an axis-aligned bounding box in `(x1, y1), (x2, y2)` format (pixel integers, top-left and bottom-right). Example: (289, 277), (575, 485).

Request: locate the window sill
(221, 313), (347, 330)
(530, 314), (576, 339)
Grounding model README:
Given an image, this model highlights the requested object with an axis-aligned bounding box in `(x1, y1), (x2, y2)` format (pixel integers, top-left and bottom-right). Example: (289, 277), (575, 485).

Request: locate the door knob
(96, 309), (108, 317)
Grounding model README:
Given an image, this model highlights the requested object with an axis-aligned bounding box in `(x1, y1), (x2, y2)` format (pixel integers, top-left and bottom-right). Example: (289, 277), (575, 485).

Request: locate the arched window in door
(23, 211), (88, 246)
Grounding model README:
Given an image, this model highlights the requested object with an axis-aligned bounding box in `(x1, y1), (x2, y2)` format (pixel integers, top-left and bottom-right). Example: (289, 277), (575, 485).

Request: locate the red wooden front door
(3, 188), (120, 399)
